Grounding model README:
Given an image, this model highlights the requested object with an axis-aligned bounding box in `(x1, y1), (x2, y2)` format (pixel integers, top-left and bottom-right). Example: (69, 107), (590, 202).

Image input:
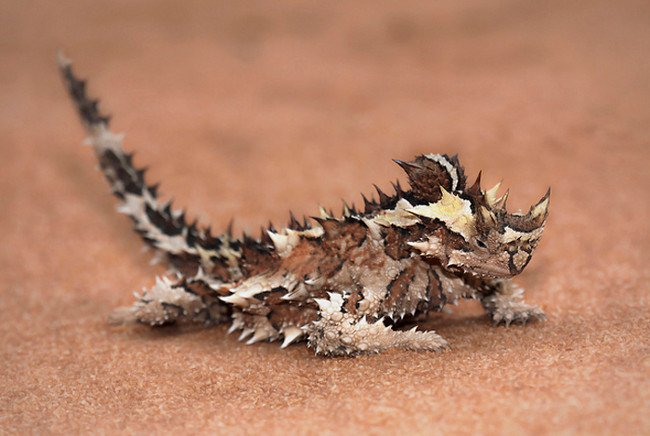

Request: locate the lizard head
(395, 154), (550, 279)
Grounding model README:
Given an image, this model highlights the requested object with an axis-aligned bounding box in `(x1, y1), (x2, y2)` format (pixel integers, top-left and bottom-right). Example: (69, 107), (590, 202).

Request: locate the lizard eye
(475, 239), (487, 249)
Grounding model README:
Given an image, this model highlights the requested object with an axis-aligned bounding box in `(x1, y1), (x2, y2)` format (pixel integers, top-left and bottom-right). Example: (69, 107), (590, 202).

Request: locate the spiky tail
(57, 52), (243, 281)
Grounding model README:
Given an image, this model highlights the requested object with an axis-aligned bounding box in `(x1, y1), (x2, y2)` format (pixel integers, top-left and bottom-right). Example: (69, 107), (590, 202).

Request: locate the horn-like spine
(528, 188), (551, 221)
(374, 184), (392, 208)
(484, 181), (502, 207)
(467, 171), (482, 196)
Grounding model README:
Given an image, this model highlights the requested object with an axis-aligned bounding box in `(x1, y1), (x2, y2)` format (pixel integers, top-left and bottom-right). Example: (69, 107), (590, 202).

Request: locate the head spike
(148, 183), (160, 198)
(479, 206), (497, 225)
(318, 206), (330, 219)
(393, 159), (422, 174)
(135, 167), (147, 184)
(391, 180), (404, 196)
(467, 171), (482, 196)
(498, 189), (510, 210)
(529, 188), (551, 222)
(361, 194), (376, 214)
(267, 231), (289, 253)
(226, 219), (235, 238)
(177, 211), (187, 226)
(163, 201), (173, 217)
(342, 201), (352, 217)
(311, 216), (339, 237)
(260, 226), (272, 244)
(374, 184), (392, 208)
(484, 181), (502, 207)
(288, 211), (301, 229)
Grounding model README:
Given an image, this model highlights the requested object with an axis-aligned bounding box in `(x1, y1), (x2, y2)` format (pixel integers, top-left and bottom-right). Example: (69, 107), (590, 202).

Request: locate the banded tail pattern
(57, 52), (242, 282)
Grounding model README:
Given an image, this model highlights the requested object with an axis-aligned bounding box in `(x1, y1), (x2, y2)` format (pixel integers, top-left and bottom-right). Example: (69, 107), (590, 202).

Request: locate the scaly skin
(59, 53), (549, 356)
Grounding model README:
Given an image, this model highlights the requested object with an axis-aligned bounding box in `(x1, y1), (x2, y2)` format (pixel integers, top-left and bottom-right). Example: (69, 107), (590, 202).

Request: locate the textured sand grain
(1, 1), (649, 434)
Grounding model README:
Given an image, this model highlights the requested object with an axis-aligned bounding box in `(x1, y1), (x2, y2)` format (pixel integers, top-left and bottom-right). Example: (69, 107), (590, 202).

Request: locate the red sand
(1, 1), (649, 433)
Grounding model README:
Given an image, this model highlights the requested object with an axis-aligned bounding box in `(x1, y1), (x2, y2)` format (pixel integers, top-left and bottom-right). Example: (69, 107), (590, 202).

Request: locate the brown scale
(280, 240), (327, 279)
(239, 238), (280, 278)
(425, 268), (447, 310)
(384, 227), (412, 260)
(239, 289), (319, 332)
(343, 288), (364, 315)
(206, 260), (233, 283)
(267, 303), (319, 331)
(381, 261), (418, 314)
(167, 253), (200, 277)
(384, 224), (429, 260)
(317, 219), (368, 255)
(245, 220), (373, 328)
(430, 223), (468, 251)
(183, 280), (221, 298)
(396, 154), (467, 203)
(287, 219), (371, 284)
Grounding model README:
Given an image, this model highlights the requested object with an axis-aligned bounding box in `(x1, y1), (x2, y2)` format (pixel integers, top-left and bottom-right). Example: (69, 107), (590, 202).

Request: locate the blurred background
(1, 0), (648, 434)
(3, 0), (648, 230)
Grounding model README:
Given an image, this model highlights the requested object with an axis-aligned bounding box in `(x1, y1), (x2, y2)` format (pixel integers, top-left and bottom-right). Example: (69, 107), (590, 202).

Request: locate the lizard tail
(57, 51), (243, 281)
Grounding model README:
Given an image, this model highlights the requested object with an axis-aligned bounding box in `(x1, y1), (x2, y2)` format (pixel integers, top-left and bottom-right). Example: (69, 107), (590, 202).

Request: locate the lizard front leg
(307, 292), (448, 356)
(480, 280), (546, 326)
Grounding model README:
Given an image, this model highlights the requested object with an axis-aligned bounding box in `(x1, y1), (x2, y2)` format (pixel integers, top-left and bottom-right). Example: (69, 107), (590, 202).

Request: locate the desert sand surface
(1, 0), (649, 434)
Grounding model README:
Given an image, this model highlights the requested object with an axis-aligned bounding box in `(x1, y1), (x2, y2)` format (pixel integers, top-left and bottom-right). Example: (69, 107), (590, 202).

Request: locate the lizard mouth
(420, 257), (508, 280)
(419, 252), (513, 280)
(472, 264), (512, 278)
(444, 261), (511, 279)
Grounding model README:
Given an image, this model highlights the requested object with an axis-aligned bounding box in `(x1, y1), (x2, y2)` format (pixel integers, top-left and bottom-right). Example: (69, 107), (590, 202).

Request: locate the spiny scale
(59, 52), (550, 357)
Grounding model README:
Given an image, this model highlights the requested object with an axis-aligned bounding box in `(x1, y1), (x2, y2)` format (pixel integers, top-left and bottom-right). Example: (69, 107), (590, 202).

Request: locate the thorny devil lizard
(58, 54), (550, 356)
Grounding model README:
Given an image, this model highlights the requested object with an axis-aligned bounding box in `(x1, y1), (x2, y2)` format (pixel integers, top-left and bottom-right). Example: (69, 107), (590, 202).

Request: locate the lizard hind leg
(109, 274), (230, 327)
(307, 292), (449, 356)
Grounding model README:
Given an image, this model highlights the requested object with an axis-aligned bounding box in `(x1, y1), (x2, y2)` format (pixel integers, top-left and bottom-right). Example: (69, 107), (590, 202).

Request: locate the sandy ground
(1, 0), (649, 434)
